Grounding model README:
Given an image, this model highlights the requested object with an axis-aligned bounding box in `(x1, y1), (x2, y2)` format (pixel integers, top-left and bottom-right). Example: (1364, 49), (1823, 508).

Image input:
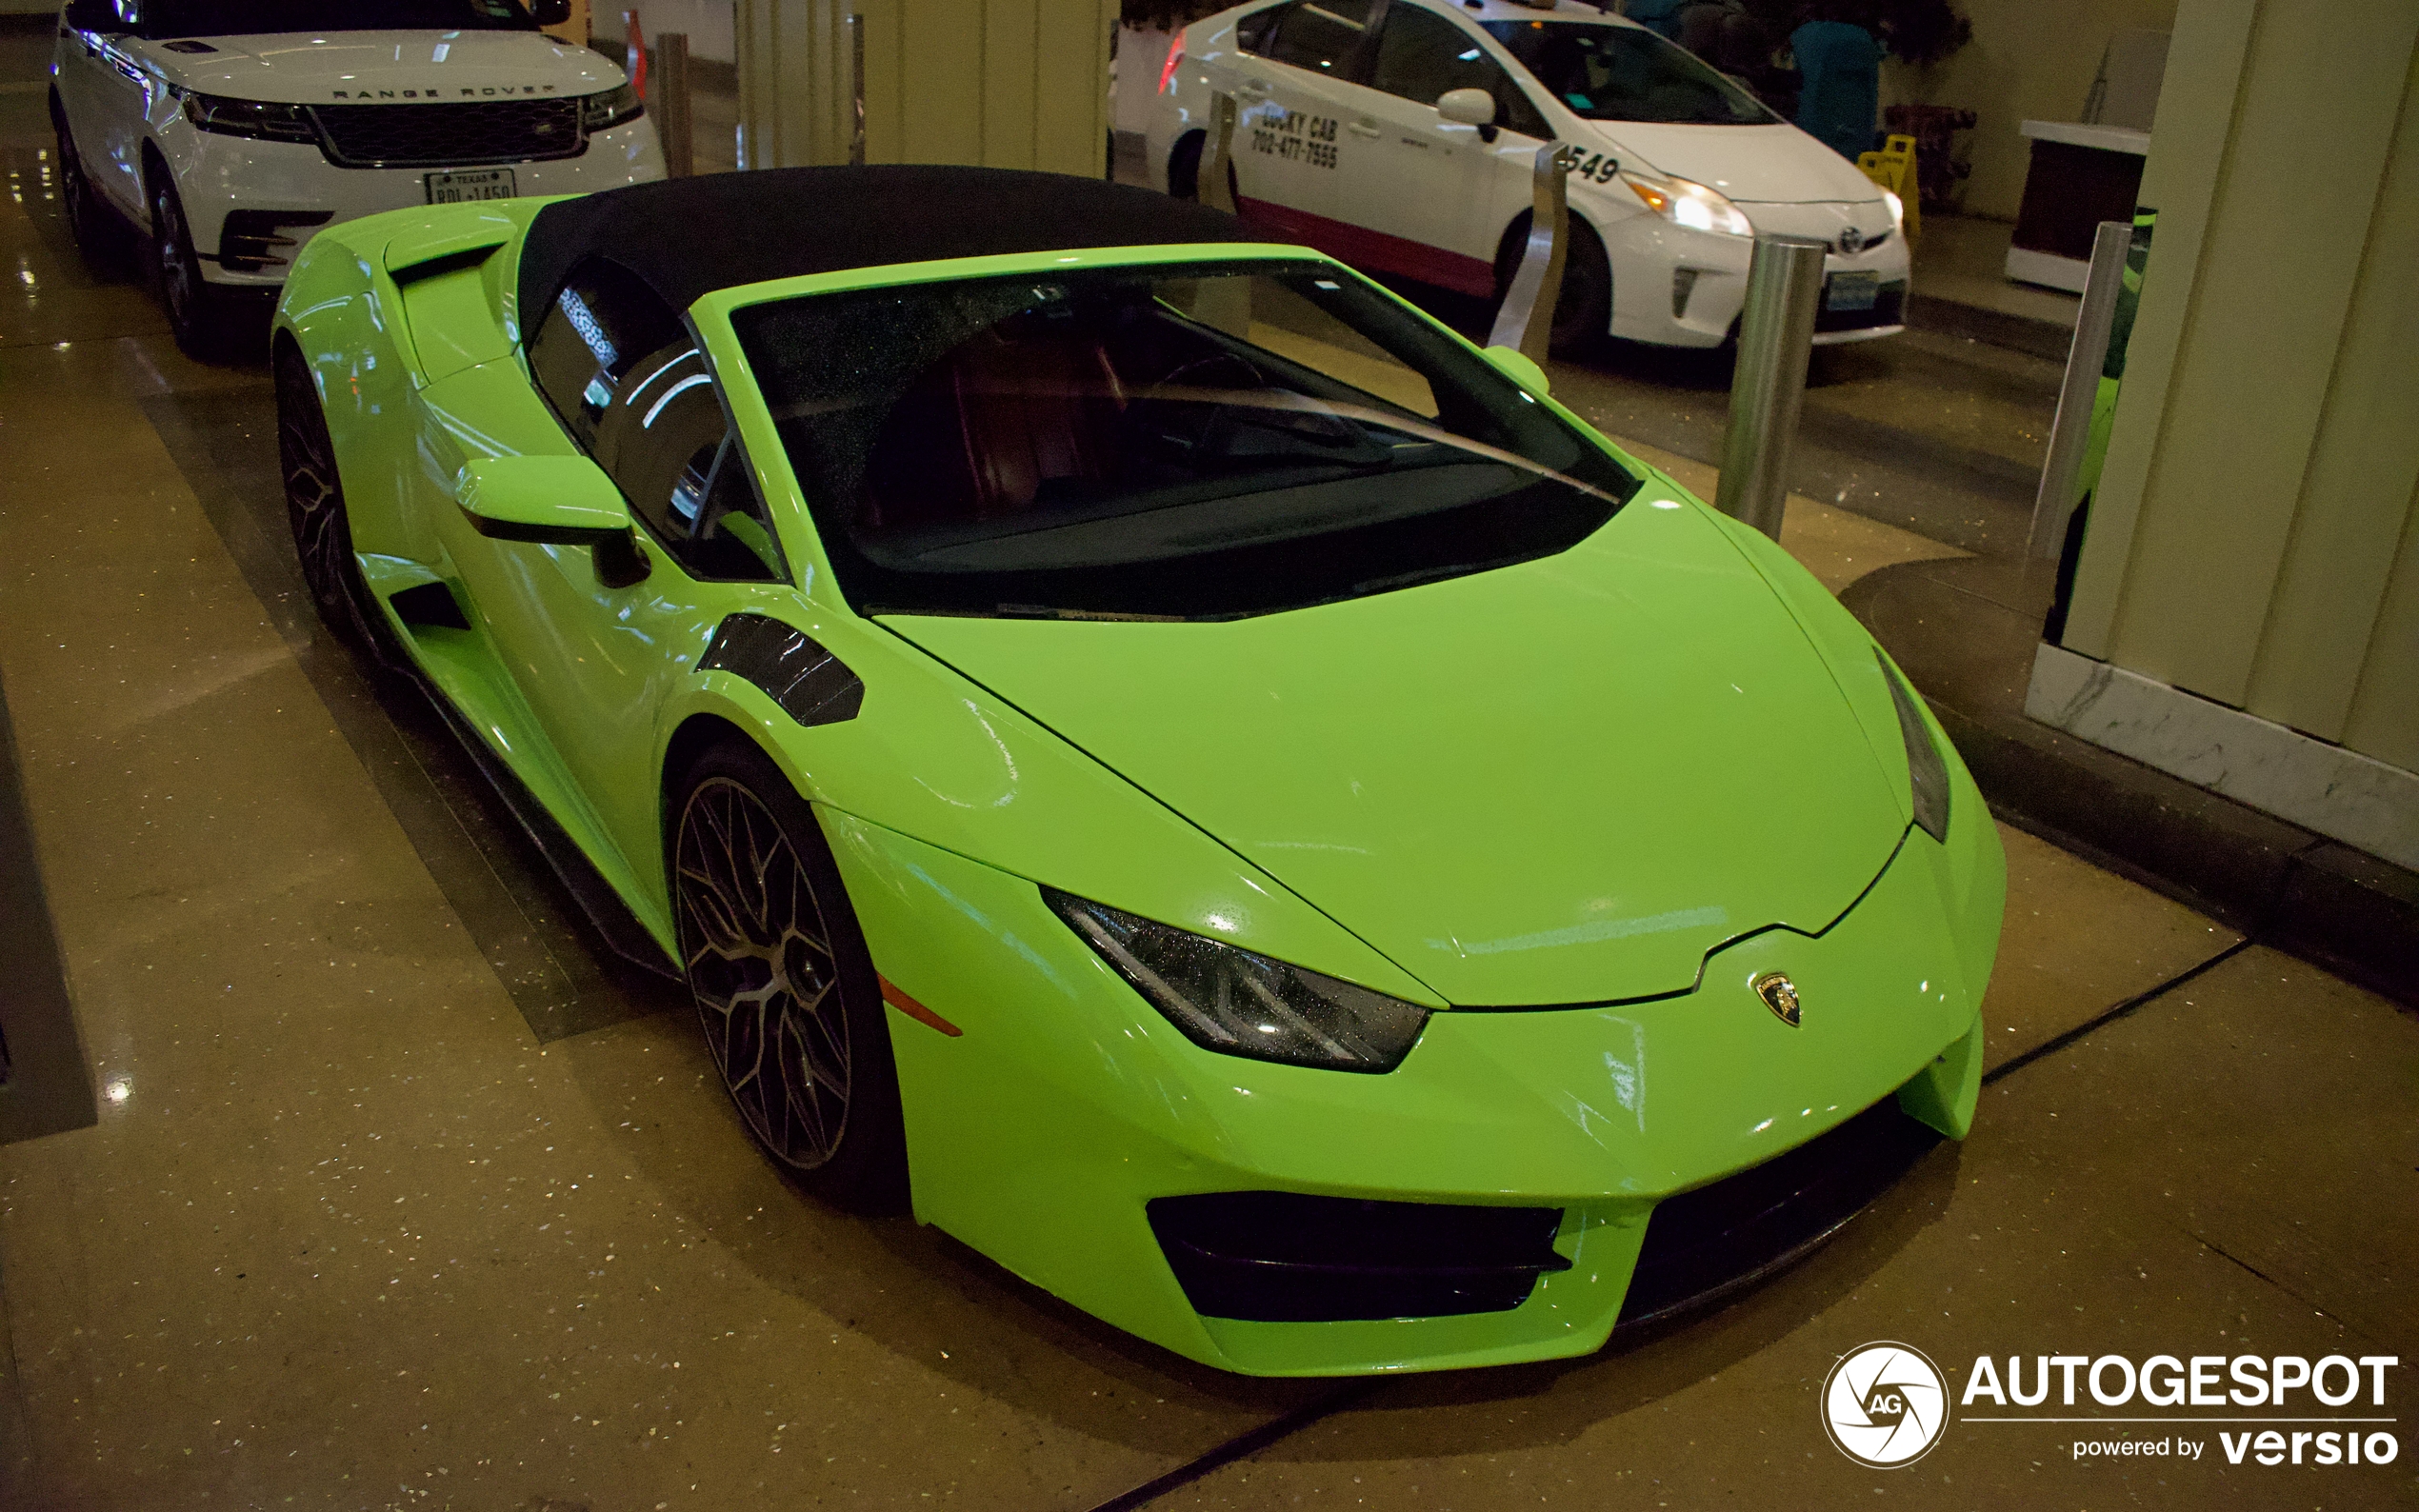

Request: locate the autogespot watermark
(1824, 1344), (2402, 1472)
(1823, 1343), (1950, 1467)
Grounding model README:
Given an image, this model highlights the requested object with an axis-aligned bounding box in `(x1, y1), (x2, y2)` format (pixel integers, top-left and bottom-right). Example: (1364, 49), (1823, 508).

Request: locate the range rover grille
(310, 98), (586, 169)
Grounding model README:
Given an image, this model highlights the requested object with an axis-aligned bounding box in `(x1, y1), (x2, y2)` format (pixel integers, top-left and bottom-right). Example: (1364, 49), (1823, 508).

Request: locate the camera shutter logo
(1823, 1343), (1949, 1467)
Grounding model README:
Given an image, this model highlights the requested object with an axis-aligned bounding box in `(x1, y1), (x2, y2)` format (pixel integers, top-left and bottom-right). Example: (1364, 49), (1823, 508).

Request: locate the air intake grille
(311, 99), (586, 169)
(1615, 1098), (1940, 1329)
(1149, 1191), (1570, 1323)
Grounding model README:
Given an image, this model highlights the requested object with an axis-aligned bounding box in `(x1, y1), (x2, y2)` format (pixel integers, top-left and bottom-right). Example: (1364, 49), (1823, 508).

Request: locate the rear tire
(671, 742), (910, 1215)
(1167, 129), (1203, 200)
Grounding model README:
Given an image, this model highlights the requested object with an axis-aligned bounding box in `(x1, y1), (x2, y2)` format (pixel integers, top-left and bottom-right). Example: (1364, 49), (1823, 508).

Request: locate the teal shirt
(1790, 20), (1880, 161)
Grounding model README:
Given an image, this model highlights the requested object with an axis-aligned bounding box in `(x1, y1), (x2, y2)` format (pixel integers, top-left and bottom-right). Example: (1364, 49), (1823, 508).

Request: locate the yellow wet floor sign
(1858, 133), (1919, 243)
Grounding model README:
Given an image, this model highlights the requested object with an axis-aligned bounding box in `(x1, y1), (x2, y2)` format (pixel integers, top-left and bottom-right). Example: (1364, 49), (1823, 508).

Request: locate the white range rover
(49, 0), (664, 353)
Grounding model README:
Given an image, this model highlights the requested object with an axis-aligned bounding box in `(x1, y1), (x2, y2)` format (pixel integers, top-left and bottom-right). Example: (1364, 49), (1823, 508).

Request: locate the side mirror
(530, 0), (573, 27)
(455, 455), (650, 587)
(1436, 88), (1496, 128)
(1481, 345), (1550, 398)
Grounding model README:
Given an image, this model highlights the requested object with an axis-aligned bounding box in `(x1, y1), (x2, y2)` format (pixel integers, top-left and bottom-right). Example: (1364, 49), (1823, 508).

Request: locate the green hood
(887, 500), (1908, 1005)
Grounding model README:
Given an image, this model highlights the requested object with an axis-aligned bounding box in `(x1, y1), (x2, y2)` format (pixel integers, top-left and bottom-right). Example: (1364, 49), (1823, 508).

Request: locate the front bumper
(824, 772), (2002, 1376)
(161, 115), (664, 288)
(1594, 194), (1913, 349)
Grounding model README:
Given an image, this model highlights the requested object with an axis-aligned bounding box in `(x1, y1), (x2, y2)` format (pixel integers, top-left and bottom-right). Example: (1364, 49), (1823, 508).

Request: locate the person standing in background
(1675, 0), (1769, 79)
(1622, 0), (1693, 42)
(1789, 0), (1881, 160)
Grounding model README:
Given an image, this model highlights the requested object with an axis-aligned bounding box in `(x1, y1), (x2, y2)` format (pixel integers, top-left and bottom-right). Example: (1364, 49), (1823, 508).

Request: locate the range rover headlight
(1046, 889), (1429, 1072)
(581, 81), (643, 130)
(182, 92), (318, 145)
(1878, 650), (1950, 843)
(1620, 168), (1754, 238)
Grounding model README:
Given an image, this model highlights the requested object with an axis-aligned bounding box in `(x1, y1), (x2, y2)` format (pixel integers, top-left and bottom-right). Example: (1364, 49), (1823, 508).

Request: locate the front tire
(1548, 218), (1611, 357)
(150, 173), (224, 359)
(274, 340), (379, 650)
(672, 742), (909, 1213)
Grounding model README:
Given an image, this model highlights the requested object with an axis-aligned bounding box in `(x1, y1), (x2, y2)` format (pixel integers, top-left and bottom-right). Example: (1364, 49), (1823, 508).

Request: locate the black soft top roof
(516, 165), (1255, 325)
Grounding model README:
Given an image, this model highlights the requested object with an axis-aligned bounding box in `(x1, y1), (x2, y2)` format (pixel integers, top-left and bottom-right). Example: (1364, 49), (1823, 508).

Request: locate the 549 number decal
(1568, 148), (1620, 185)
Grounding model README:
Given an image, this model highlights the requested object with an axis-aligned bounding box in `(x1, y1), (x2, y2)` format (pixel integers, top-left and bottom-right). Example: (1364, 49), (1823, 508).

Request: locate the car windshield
(733, 262), (1637, 621)
(1486, 21), (1775, 126)
(141, 0), (537, 36)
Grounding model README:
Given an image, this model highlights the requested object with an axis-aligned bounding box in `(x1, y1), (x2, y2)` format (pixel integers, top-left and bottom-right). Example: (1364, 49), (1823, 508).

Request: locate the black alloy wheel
(672, 742), (907, 1212)
(273, 340), (376, 647)
(150, 174), (219, 358)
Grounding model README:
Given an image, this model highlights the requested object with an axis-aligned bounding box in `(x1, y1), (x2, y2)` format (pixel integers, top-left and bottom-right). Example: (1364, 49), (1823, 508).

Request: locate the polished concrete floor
(4, 32), (2416, 1511)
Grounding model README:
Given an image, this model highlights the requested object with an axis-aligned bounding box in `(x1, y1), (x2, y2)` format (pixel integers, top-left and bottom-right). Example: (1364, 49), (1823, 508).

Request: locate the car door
(456, 259), (800, 887)
(1348, 1), (1558, 296)
(1226, 0), (1376, 245)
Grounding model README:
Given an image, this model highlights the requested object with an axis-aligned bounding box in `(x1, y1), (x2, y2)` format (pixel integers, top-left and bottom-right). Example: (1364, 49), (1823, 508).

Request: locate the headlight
(1881, 189), (1905, 229)
(1878, 650), (1950, 842)
(1620, 169), (1753, 237)
(182, 92), (318, 145)
(582, 81), (643, 130)
(1046, 889), (1430, 1073)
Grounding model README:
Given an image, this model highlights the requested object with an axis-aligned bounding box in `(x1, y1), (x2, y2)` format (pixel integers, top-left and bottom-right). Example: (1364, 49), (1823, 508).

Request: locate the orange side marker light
(879, 976), (963, 1037)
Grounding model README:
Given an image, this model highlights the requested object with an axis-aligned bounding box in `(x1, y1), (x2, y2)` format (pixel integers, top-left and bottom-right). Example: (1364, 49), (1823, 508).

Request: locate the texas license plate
(1827, 270), (1879, 312)
(425, 168), (517, 204)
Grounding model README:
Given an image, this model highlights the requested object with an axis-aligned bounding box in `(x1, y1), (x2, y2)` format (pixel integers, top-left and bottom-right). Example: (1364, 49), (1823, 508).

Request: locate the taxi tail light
(1158, 38), (1186, 95)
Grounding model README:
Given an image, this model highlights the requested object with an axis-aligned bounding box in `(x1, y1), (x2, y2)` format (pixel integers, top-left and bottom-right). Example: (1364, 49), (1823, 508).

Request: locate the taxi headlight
(1879, 650), (1951, 843)
(582, 81), (643, 130)
(182, 92), (318, 145)
(1882, 189), (1905, 229)
(1046, 889), (1430, 1072)
(1621, 169), (1753, 238)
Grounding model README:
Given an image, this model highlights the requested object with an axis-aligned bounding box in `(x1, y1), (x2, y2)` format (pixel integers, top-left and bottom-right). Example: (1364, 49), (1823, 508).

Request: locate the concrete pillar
(734, 0), (1114, 175)
(2029, 0), (2419, 869)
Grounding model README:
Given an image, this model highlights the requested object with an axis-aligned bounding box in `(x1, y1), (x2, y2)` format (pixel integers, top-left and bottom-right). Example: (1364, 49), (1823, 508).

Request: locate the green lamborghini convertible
(272, 166), (2004, 1377)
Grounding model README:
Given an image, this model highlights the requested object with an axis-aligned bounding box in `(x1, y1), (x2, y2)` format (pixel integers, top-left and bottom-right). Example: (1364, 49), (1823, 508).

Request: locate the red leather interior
(866, 321), (1127, 533)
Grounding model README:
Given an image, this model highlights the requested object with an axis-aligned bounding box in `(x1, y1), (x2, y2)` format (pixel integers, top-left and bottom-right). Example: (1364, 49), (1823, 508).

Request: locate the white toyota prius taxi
(1147, 0), (1910, 350)
(49, 0), (663, 352)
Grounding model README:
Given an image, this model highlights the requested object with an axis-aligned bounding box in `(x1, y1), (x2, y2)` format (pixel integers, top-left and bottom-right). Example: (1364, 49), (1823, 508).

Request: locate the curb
(1904, 290), (2075, 363)
(1930, 697), (2419, 1011)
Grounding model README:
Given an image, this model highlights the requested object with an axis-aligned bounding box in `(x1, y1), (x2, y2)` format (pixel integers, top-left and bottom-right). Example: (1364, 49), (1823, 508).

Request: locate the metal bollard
(1485, 144), (1572, 365)
(847, 10), (866, 166)
(655, 30), (693, 177)
(2025, 221), (2132, 561)
(1715, 234), (1827, 542)
(1198, 91), (1238, 214)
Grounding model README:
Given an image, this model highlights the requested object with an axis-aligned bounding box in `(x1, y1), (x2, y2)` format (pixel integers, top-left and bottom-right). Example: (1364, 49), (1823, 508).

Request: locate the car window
(1234, 2), (1286, 54)
(528, 256), (687, 453)
(526, 259), (784, 583)
(1372, 5), (1549, 137)
(1263, 0), (1375, 76)
(1485, 20), (1775, 126)
(731, 260), (1637, 621)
